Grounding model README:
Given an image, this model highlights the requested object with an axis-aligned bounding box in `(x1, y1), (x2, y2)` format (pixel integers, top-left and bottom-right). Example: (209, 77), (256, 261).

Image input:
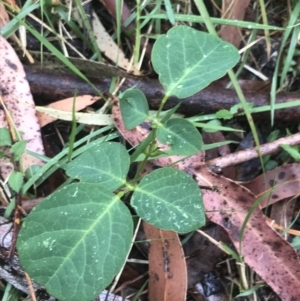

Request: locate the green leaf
(264, 160), (278, 171)
(202, 119), (222, 133)
(292, 236), (300, 249)
(235, 284), (265, 297)
(25, 165), (43, 180)
(160, 102), (182, 123)
(156, 118), (202, 156)
(215, 109), (233, 120)
(130, 131), (156, 163)
(119, 89), (149, 130)
(8, 171), (23, 193)
(152, 25), (240, 98)
(230, 102), (254, 114)
(268, 130), (279, 142)
(0, 128), (12, 146)
(163, 0), (175, 24)
(193, 121), (240, 132)
(146, 13), (284, 31)
(280, 144), (300, 161)
(17, 183), (133, 301)
(219, 242), (242, 262)
(131, 167), (205, 233)
(10, 141), (27, 160)
(66, 142), (130, 191)
(202, 140), (236, 151)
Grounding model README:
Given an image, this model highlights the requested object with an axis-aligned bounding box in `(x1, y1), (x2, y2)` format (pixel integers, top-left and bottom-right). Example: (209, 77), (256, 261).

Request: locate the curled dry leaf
(143, 222), (187, 301)
(0, 36), (44, 178)
(112, 100), (300, 301)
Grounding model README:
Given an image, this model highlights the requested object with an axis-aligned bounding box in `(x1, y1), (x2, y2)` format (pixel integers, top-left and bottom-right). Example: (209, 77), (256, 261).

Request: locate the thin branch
(24, 66), (300, 121)
(207, 132), (300, 168)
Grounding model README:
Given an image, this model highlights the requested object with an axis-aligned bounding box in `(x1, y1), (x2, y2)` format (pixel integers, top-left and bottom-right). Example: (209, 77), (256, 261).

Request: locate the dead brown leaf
(143, 222), (187, 301)
(244, 164), (300, 237)
(36, 95), (101, 127)
(191, 165), (300, 300)
(244, 163), (300, 208)
(0, 36), (44, 178)
(219, 0), (251, 48)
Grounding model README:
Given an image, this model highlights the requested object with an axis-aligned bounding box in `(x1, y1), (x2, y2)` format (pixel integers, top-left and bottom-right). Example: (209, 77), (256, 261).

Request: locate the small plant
(16, 25), (240, 301)
(0, 128), (26, 213)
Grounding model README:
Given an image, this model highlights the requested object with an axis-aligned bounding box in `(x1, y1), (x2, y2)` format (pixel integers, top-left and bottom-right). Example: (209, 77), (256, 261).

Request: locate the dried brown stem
(207, 132), (300, 168)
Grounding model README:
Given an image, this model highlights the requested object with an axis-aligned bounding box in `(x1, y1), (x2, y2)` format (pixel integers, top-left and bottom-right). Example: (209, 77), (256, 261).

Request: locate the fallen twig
(24, 66), (300, 121)
(207, 132), (300, 168)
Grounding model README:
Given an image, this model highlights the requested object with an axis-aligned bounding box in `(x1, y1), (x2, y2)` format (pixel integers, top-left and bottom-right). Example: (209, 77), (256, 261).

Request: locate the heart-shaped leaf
(156, 118), (202, 155)
(66, 142), (129, 191)
(119, 89), (149, 130)
(17, 183), (133, 301)
(152, 25), (240, 98)
(131, 167), (205, 233)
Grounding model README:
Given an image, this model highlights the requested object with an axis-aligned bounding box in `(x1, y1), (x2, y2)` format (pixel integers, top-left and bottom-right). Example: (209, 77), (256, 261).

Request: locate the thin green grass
(67, 93), (78, 161)
(1, 283), (20, 301)
(192, 122), (243, 132)
(123, 0), (153, 29)
(270, 1), (300, 124)
(280, 24), (300, 88)
(143, 13), (284, 30)
(13, 16), (103, 96)
(239, 191), (269, 254)
(132, 280), (149, 301)
(281, 207), (300, 237)
(257, 0), (271, 59)
(163, 0), (175, 25)
(0, 0), (40, 37)
(236, 284), (265, 298)
(115, 0), (122, 48)
(73, 0), (102, 61)
(54, 5), (93, 48)
(134, 0), (142, 64)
